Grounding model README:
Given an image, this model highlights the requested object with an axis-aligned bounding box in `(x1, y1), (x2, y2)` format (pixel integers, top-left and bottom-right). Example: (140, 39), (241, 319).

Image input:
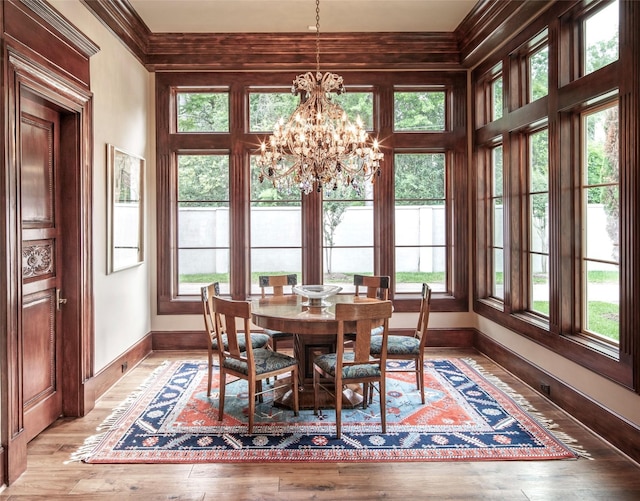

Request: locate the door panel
(20, 94), (63, 442)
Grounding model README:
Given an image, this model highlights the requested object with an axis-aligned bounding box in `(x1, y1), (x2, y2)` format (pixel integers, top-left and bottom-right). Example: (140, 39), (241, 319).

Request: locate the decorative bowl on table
(293, 284), (342, 310)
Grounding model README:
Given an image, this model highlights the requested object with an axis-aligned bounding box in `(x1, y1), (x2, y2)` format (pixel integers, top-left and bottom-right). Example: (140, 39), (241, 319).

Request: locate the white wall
(50, 0), (153, 372)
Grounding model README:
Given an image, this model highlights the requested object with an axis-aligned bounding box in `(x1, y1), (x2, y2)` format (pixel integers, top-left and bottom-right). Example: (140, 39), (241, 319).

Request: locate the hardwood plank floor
(1, 349), (639, 500)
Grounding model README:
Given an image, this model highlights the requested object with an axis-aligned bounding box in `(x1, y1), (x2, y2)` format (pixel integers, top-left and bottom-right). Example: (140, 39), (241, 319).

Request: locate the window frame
(473, 0), (638, 390)
(156, 71), (469, 316)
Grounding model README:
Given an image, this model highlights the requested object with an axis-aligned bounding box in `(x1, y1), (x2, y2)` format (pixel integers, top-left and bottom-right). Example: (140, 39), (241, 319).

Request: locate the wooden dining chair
(259, 274), (298, 351)
(353, 274), (390, 301)
(200, 282), (270, 397)
(313, 300), (392, 439)
(350, 274), (390, 338)
(370, 283), (432, 404)
(213, 296), (299, 433)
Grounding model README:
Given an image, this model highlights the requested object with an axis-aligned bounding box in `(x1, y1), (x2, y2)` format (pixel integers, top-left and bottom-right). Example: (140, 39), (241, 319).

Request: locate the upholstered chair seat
(223, 348), (299, 376)
(313, 353), (382, 379)
(212, 333), (270, 353)
(370, 335), (420, 356)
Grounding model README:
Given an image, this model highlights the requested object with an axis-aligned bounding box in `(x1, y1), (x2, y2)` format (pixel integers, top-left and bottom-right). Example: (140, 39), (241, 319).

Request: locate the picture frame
(107, 144), (145, 273)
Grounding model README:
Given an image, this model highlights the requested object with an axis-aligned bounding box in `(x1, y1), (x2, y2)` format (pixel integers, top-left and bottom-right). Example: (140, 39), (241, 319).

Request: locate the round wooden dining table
(250, 293), (378, 335)
(251, 293), (383, 408)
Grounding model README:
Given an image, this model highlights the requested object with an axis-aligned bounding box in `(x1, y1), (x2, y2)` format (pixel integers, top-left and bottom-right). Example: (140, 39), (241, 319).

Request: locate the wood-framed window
(156, 71), (468, 315)
(473, 0), (639, 390)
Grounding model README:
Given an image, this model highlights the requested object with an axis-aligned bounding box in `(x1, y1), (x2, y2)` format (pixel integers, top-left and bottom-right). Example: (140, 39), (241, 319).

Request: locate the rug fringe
(66, 360), (172, 463)
(462, 358), (591, 459)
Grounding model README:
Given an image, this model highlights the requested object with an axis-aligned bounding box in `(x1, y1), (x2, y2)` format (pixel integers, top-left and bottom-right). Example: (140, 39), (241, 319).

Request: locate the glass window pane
(249, 156), (302, 289)
(333, 92), (374, 130)
(394, 91), (445, 131)
(248, 92), (299, 132)
(584, 0), (619, 75)
(177, 92), (229, 132)
(530, 254), (549, 315)
(178, 155), (229, 201)
(492, 248), (504, 300)
(323, 248), (374, 293)
(492, 76), (503, 121)
(492, 146), (503, 196)
(395, 153), (446, 293)
(583, 103), (619, 342)
(492, 198), (503, 247)
(529, 46), (549, 102)
(178, 248), (229, 296)
(249, 249), (301, 295)
(530, 194), (549, 253)
(530, 130), (549, 192)
(396, 247), (446, 293)
(583, 106), (619, 263)
(177, 155), (230, 295)
(323, 202), (374, 248)
(395, 153), (445, 201)
(395, 205), (446, 246)
(323, 181), (373, 288)
(584, 262), (619, 342)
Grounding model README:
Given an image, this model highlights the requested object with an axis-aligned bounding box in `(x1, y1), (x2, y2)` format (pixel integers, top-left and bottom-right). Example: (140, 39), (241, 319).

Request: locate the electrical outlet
(122, 361), (128, 373)
(540, 383), (551, 396)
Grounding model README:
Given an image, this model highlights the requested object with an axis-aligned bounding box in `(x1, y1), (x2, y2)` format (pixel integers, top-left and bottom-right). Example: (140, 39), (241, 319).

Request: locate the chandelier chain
(256, 0), (384, 195)
(315, 0), (320, 74)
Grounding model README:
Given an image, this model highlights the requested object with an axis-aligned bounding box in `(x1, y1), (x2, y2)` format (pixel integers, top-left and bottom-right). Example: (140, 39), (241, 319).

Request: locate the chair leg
(313, 367), (320, 416)
(380, 376), (386, 434)
(335, 379), (343, 439)
(207, 353), (213, 397)
(418, 355), (425, 405)
(248, 378), (256, 434)
(292, 367), (299, 416)
(218, 369), (226, 421)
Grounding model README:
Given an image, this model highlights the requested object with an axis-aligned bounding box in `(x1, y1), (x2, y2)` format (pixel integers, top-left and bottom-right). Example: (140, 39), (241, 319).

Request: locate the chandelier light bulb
(256, 0), (383, 195)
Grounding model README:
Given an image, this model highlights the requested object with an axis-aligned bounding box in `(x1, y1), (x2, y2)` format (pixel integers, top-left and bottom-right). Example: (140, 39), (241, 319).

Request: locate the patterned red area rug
(72, 358), (585, 463)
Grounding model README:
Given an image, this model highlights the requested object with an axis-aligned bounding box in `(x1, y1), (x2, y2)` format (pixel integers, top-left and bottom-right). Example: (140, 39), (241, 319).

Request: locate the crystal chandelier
(256, 0), (383, 195)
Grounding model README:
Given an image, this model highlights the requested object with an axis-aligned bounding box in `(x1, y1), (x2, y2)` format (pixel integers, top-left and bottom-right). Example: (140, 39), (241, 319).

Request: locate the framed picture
(107, 144), (145, 273)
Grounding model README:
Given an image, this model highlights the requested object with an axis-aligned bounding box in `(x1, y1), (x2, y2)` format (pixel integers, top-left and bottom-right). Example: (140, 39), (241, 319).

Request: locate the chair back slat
(353, 274), (390, 300)
(201, 282), (220, 347)
(259, 274), (297, 298)
(335, 301), (392, 368)
(415, 283), (432, 347)
(213, 296), (253, 365)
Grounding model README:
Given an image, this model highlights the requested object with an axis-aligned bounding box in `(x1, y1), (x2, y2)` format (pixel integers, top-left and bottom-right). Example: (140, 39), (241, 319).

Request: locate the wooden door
(20, 92), (63, 442)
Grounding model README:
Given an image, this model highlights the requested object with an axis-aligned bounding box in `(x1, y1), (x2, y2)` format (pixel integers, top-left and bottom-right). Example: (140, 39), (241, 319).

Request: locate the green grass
(586, 301), (619, 341)
(532, 300), (618, 342)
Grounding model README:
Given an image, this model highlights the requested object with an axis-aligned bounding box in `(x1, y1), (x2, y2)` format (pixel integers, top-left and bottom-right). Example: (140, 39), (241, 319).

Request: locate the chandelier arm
(255, 0), (383, 196)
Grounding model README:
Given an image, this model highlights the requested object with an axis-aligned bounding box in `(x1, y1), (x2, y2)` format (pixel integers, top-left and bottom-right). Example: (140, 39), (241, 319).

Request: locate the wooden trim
(145, 32), (462, 72)
(475, 329), (640, 466)
(155, 71), (469, 315)
(151, 328), (475, 351)
(2, 0), (96, 482)
(0, 446), (4, 487)
(19, 0), (99, 57)
(80, 0), (148, 65)
(472, 1), (637, 392)
(458, 0), (569, 70)
(5, 0), (97, 89)
(619, 0), (640, 391)
(84, 334), (153, 403)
